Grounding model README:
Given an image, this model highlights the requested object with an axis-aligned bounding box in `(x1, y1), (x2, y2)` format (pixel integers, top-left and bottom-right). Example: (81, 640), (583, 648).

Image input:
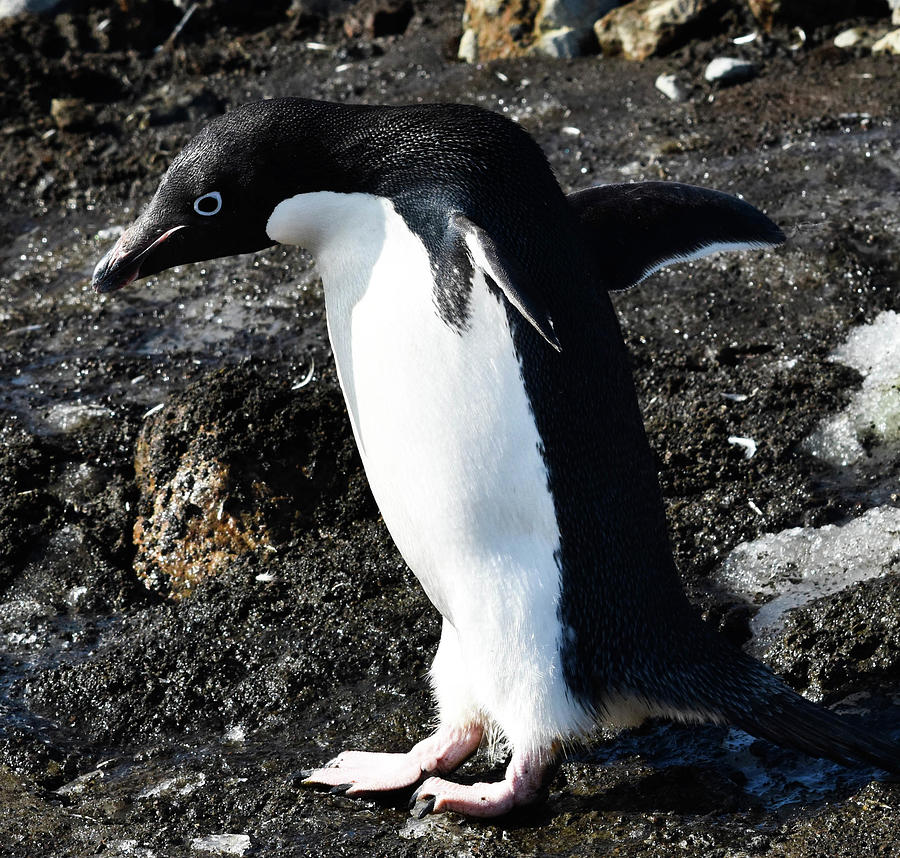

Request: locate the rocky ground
(1, 1), (899, 856)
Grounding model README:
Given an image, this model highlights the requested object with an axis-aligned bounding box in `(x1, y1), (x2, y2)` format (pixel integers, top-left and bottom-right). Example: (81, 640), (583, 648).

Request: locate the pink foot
(302, 724), (483, 795)
(410, 751), (551, 818)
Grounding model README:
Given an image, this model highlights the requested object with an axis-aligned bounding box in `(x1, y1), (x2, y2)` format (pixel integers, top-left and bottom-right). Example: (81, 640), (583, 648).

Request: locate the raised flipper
(567, 182), (785, 291)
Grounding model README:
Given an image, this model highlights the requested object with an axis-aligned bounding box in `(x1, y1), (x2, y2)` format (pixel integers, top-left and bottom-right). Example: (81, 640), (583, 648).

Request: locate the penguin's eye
(193, 191), (222, 216)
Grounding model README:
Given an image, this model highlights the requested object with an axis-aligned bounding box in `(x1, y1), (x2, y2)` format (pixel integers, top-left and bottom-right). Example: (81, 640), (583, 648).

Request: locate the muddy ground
(1, 1), (899, 856)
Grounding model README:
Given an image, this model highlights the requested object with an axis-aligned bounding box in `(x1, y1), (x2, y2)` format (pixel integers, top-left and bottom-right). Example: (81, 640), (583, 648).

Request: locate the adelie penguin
(93, 98), (900, 818)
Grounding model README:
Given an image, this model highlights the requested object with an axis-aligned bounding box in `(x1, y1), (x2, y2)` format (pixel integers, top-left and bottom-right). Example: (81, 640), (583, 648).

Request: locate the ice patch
(190, 834), (251, 855)
(138, 771), (207, 799)
(43, 402), (114, 434)
(805, 311), (900, 466)
(104, 841), (156, 858)
(718, 506), (900, 643)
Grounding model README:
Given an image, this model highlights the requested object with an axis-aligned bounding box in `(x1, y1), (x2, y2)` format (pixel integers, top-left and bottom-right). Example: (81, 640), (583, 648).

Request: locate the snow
(718, 505), (900, 642)
(805, 311), (900, 466)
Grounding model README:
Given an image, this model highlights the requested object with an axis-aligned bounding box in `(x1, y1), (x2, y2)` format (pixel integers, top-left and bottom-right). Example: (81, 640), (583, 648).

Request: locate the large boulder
(594, 0), (721, 61)
(459, 0), (620, 62)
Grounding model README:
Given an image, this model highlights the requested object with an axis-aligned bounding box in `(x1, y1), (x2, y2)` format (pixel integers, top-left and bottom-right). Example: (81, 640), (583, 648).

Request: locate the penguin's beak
(92, 223), (187, 294)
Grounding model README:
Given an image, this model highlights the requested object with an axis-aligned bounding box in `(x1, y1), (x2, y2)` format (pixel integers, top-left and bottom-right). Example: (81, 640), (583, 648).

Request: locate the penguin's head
(92, 102), (322, 294)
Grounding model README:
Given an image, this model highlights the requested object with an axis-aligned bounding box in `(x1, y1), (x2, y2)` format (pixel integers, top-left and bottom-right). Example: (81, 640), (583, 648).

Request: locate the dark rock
(343, 0), (413, 38)
(746, 0), (889, 32)
(763, 574), (900, 702)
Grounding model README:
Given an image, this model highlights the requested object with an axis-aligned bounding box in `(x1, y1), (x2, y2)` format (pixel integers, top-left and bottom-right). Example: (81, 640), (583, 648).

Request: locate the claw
(411, 794), (437, 819)
(329, 783), (354, 795)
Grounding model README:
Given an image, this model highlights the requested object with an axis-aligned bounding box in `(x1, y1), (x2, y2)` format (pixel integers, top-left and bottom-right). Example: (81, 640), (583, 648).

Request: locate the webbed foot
(409, 751), (550, 818)
(302, 724), (483, 795)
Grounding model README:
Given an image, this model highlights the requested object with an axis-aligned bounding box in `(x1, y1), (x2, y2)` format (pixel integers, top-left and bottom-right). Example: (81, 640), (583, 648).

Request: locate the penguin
(93, 98), (900, 818)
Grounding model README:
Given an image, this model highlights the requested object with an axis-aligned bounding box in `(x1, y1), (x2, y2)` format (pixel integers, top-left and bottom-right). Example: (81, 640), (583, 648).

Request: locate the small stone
(873, 29), (900, 55)
(50, 98), (94, 132)
(833, 27), (884, 50)
(834, 28), (863, 49)
(458, 27), (478, 62)
(704, 57), (756, 86)
(655, 72), (685, 101)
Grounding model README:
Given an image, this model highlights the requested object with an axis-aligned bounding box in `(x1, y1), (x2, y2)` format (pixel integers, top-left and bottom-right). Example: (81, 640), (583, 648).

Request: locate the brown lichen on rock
(131, 366), (368, 598)
(460, 0), (541, 62)
(133, 431), (277, 597)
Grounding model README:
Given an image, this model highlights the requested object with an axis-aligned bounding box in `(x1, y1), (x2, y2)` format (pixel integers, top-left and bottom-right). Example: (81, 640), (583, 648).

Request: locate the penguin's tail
(689, 646), (900, 775)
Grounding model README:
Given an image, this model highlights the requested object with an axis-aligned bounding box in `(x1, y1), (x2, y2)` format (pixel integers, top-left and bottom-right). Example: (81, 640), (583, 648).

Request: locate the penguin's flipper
(452, 214), (562, 353)
(567, 182), (785, 292)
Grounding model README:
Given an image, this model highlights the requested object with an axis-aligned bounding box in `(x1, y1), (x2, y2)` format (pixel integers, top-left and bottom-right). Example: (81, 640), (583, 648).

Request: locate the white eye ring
(193, 191), (222, 216)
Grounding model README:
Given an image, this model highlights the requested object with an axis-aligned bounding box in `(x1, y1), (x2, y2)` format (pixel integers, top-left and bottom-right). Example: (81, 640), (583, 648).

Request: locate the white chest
(267, 192), (561, 624)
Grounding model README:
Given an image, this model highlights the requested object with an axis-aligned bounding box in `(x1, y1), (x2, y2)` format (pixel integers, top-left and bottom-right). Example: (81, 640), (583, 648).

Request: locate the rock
(595, 0), (718, 61)
(538, 0), (619, 30)
(655, 72), (686, 100)
(457, 26), (478, 61)
(343, 0), (413, 38)
(833, 28), (861, 49)
(459, 0), (618, 62)
(49, 98), (94, 132)
(873, 28), (900, 55)
(131, 368), (367, 598)
(704, 56), (757, 86)
(763, 573), (900, 702)
(458, 0), (537, 62)
(533, 26), (587, 57)
(833, 27), (885, 50)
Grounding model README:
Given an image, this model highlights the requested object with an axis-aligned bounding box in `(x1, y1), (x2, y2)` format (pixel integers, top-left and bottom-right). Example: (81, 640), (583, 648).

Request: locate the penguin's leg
(302, 619), (484, 794)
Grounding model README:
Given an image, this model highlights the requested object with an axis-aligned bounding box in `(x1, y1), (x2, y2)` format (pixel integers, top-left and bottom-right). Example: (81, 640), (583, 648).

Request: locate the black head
(91, 97), (569, 294)
(91, 101), (332, 293)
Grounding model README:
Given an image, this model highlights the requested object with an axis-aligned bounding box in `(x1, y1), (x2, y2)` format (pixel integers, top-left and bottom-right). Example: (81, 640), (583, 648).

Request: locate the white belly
(267, 192), (590, 747)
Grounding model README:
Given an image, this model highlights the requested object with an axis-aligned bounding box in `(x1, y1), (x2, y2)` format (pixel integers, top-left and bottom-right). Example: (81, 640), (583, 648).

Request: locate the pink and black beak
(92, 219), (190, 294)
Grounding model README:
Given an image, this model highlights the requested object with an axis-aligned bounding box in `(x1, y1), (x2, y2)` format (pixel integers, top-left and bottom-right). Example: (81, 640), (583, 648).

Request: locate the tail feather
(726, 678), (900, 775)
(653, 640), (900, 775)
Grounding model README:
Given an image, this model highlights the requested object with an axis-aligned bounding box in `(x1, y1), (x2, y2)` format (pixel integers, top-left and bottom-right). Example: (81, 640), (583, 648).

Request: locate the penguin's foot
(409, 750), (549, 818)
(302, 723), (483, 795)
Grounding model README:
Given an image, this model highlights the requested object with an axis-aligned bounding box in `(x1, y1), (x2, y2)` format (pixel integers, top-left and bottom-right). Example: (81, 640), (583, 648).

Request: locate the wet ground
(1, 1), (899, 856)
